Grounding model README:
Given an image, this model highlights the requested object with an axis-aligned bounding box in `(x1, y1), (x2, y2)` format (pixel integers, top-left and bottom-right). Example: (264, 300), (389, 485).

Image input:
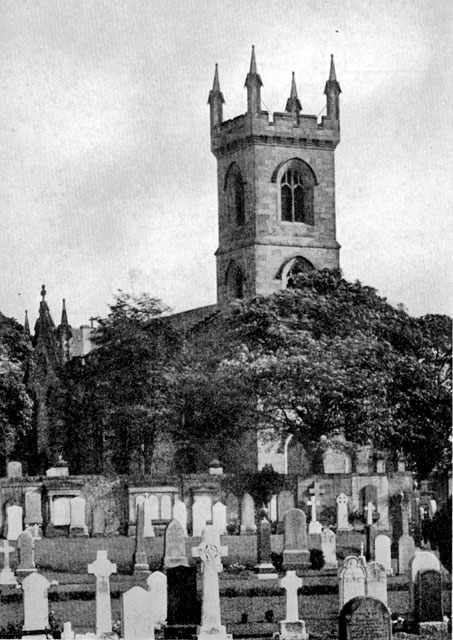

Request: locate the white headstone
(193, 496), (211, 537)
(88, 550), (117, 637)
(321, 528), (338, 569)
(172, 498), (188, 535)
(122, 585), (155, 640)
(53, 497), (71, 525)
(148, 495), (160, 520)
(161, 495), (173, 520)
(0, 540), (18, 585)
(365, 561), (387, 604)
(240, 493), (256, 533)
(61, 621), (75, 640)
(24, 489), (43, 525)
(364, 501), (376, 526)
(307, 497), (322, 534)
(409, 550), (441, 582)
(339, 557), (366, 609)
(6, 505), (23, 540)
(336, 494), (351, 530)
(375, 534), (392, 575)
(191, 525), (228, 640)
(22, 572), (51, 631)
(70, 496), (88, 535)
(143, 497), (155, 538)
(212, 502), (227, 535)
(146, 570), (167, 627)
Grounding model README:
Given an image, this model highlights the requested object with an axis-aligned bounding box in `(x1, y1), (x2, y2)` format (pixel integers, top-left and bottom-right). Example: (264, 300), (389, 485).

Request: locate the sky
(0, 0), (452, 328)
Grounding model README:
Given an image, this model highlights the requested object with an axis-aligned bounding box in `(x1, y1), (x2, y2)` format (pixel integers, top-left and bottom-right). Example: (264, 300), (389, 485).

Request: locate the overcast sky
(1, 0), (452, 328)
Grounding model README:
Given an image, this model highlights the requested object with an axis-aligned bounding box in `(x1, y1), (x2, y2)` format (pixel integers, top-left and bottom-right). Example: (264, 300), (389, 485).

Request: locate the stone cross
(364, 501), (376, 525)
(336, 493), (350, 530)
(281, 570), (302, 622)
(307, 497), (320, 524)
(192, 525), (228, 640)
(0, 539), (17, 585)
(88, 550), (117, 637)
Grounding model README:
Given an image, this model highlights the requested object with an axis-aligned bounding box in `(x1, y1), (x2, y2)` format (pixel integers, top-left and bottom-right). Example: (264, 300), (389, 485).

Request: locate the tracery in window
(277, 159), (316, 225)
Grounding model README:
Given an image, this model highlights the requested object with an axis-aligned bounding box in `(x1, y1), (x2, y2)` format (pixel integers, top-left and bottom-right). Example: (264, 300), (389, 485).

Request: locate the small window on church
(225, 262), (245, 300)
(234, 174), (245, 226)
(234, 270), (244, 299)
(225, 164), (245, 227)
(279, 162), (315, 225)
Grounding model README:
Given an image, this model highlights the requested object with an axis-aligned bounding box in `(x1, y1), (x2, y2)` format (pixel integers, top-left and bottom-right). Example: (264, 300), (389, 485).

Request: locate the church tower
(209, 49), (341, 304)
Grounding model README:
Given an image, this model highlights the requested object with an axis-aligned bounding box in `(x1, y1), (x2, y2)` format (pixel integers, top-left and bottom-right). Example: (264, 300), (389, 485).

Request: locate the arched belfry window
(279, 256), (315, 289)
(274, 159), (316, 226)
(224, 163), (245, 226)
(225, 261), (245, 300)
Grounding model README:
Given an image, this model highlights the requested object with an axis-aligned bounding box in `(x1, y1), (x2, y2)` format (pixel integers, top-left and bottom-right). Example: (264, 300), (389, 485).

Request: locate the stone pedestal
(279, 620), (308, 640)
(282, 549), (310, 570)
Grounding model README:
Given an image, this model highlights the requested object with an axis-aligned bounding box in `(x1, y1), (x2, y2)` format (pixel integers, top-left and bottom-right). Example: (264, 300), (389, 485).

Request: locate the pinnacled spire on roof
(24, 310), (30, 335)
(60, 299), (68, 326)
(324, 54), (341, 121)
(245, 45), (263, 115)
(285, 72), (302, 115)
(208, 63), (225, 129)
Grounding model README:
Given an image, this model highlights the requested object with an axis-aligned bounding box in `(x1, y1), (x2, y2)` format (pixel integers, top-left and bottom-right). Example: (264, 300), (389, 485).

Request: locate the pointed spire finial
(249, 45), (257, 74)
(212, 63), (221, 92)
(245, 45), (263, 114)
(61, 298), (68, 326)
(208, 63), (225, 128)
(41, 284), (46, 301)
(285, 71), (302, 115)
(329, 54), (337, 82)
(24, 310), (30, 335)
(324, 54), (341, 120)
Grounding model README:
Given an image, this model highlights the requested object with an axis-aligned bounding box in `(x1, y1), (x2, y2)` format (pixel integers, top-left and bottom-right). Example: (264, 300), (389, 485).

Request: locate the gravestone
(193, 496), (211, 537)
(146, 570), (167, 627)
(122, 585), (155, 640)
(321, 528), (338, 569)
(355, 445), (372, 474)
(134, 502), (149, 574)
(414, 569), (443, 623)
(336, 494), (352, 530)
(191, 525), (228, 640)
(69, 495), (88, 536)
(172, 498), (188, 535)
(6, 505), (23, 540)
(17, 528), (37, 574)
(161, 495), (173, 520)
(398, 503), (415, 575)
(7, 461), (22, 478)
(144, 496), (155, 537)
(338, 596), (392, 640)
(283, 508), (310, 570)
(409, 550), (440, 582)
(323, 447), (351, 474)
(212, 501), (227, 535)
(22, 572), (53, 632)
(53, 496), (71, 526)
(164, 519), (189, 568)
(166, 565), (200, 629)
(365, 524), (377, 562)
(365, 562), (387, 605)
(279, 570), (308, 640)
(277, 490), (295, 520)
(360, 486), (378, 521)
(88, 550), (117, 637)
(307, 496), (322, 534)
(375, 535), (392, 575)
(255, 517), (278, 579)
(240, 493), (256, 534)
(364, 502), (376, 526)
(226, 493), (239, 523)
(24, 489), (43, 526)
(339, 557), (366, 609)
(62, 621), (75, 640)
(92, 505), (106, 537)
(0, 539), (18, 585)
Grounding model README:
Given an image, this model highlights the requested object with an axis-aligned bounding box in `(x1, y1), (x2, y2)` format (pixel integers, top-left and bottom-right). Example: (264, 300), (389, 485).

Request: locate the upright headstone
(133, 502), (149, 574)
(24, 489), (43, 527)
(277, 491), (295, 521)
(143, 496), (155, 538)
(191, 525), (228, 640)
(364, 501), (376, 526)
(375, 534), (392, 575)
(7, 461), (22, 478)
(415, 569), (443, 623)
(339, 557), (366, 610)
(255, 517), (278, 579)
(146, 570), (167, 627)
(172, 498), (188, 535)
(339, 596), (392, 640)
(88, 550), (117, 638)
(122, 585), (155, 640)
(92, 505), (106, 537)
(240, 493), (256, 534)
(408, 551), (441, 614)
(0, 539), (18, 585)
(22, 572), (52, 632)
(193, 497), (211, 537)
(61, 621), (75, 640)
(365, 562), (387, 605)
(398, 503), (415, 575)
(212, 502), (227, 535)
(307, 496), (322, 534)
(166, 565), (200, 628)
(321, 528), (338, 569)
(17, 528), (37, 574)
(279, 571), (308, 640)
(69, 496), (88, 536)
(365, 524), (377, 562)
(226, 493), (239, 523)
(336, 494), (352, 530)
(164, 520), (189, 568)
(6, 505), (23, 540)
(283, 508), (310, 570)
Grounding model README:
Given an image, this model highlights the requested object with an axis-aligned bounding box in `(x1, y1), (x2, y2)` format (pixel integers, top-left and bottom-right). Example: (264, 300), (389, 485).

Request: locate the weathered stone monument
(166, 565), (200, 635)
(92, 505), (106, 537)
(122, 585), (155, 640)
(88, 550), (117, 638)
(192, 525), (229, 640)
(172, 498), (188, 535)
(365, 562), (387, 605)
(414, 569), (443, 625)
(6, 504), (23, 541)
(22, 572), (55, 633)
(240, 493), (256, 534)
(321, 528), (338, 569)
(338, 596), (392, 640)
(69, 495), (88, 536)
(279, 570), (308, 640)
(336, 494), (352, 530)
(308, 483), (323, 534)
(17, 528), (37, 574)
(339, 557), (366, 609)
(193, 497), (211, 537)
(255, 516), (278, 579)
(397, 502), (415, 575)
(0, 539), (18, 585)
(283, 508), (310, 570)
(133, 501), (150, 574)
(164, 519), (189, 569)
(375, 534), (392, 575)
(143, 495), (155, 538)
(212, 501), (227, 535)
(146, 570), (167, 628)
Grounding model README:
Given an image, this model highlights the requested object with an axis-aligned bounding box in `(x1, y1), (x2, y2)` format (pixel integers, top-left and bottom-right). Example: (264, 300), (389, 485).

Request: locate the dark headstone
(365, 524), (377, 562)
(415, 570), (443, 623)
(92, 505), (106, 537)
(339, 596), (392, 640)
(166, 565), (200, 626)
(257, 518), (272, 564)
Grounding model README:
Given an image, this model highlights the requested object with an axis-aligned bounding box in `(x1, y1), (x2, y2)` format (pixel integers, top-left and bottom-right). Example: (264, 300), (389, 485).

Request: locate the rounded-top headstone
(339, 596), (392, 640)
